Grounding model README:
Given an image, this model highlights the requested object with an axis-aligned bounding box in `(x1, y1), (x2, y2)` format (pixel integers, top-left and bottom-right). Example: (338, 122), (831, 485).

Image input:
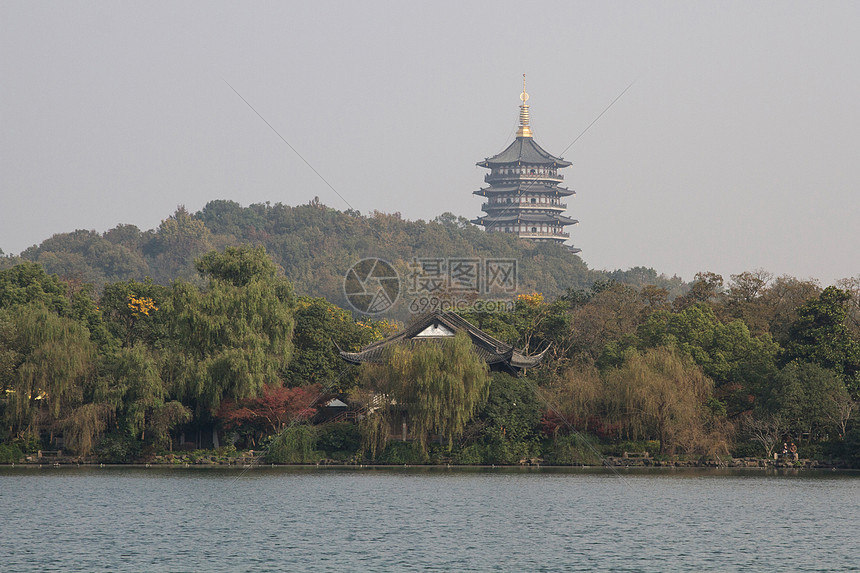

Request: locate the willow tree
(61, 402), (113, 456)
(603, 346), (718, 455)
(2, 304), (98, 439)
(164, 272), (294, 416)
(359, 332), (490, 455)
(108, 344), (177, 442)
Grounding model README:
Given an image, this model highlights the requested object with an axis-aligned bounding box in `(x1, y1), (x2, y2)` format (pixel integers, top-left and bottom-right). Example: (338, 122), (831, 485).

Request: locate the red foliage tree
(216, 384), (321, 445)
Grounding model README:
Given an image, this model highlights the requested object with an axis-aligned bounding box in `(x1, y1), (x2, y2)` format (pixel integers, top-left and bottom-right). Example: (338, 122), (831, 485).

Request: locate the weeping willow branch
(358, 332), (490, 455)
(62, 403), (114, 456)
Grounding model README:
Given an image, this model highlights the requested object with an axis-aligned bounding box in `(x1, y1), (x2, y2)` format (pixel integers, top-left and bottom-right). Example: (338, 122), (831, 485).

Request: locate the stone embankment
(5, 450), (847, 468)
(603, 455), (839, 469)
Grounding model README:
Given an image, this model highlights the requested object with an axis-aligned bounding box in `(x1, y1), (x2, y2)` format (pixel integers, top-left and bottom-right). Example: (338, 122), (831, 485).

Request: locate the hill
(5, 199), (685, 311)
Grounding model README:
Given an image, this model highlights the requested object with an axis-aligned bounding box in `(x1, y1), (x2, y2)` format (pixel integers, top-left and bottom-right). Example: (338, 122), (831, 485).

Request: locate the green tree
(285, 296), (392, 388)
(359, 332), (490, 454)
(195, 244), (277, 287)
(164, 275), (294, 416)
(107, 344), (168, 441)
(570, 283), (646, 363)
(633, 304), (779, 415)
(673, 271), (724, 311)
(603, 347), (721, 455)
(148, 206), (214, 283)
(762, 361), (850, 441)
(782, 287), (860, 396)
(1, 304), (98, 442)
(100, 279), (169, 348)
(0, 262), (69, 315)
(476, 372), (542, 463)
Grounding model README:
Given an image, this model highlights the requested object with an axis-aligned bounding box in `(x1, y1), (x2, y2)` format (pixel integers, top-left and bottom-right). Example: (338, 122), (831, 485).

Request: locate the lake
(1, 466), (858, 572)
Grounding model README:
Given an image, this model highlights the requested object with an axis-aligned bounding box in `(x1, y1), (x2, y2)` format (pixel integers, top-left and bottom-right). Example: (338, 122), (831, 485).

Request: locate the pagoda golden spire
(517, 74), (532, 138)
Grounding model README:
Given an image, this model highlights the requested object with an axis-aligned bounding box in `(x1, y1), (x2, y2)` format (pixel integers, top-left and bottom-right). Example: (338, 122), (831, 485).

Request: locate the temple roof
(478, 137), (572, 168)
(338, 310), (548, 375)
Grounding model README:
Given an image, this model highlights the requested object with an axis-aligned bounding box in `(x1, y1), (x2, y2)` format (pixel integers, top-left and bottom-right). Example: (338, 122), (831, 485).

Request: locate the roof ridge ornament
(517, 74), (532, 138)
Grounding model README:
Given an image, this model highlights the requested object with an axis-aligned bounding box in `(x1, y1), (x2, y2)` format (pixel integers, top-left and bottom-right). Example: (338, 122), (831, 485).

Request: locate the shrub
(15, 435), (42, 454)
(0, 443), (24, 463)
(543, 433), (601, 465)
(95, 433), (142, 463)
(729, 441), (762, 458)
(482, 427), (540, 464)
(376, 441), (427, 464)
(452, 444), (484, 465)
(798, 444), (825, 461)
(316, 423), (360, 458)
(215, 445), (238, 457)
(267, 425), (319, 464)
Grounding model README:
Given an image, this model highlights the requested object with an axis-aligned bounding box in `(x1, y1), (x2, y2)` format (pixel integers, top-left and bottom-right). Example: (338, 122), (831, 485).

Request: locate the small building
(472, 77), (580, 252)
(338, 310), (547, 376)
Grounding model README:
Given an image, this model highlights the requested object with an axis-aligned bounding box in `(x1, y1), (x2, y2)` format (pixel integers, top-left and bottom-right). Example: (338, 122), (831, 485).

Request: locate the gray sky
(2, 1), (858, 285)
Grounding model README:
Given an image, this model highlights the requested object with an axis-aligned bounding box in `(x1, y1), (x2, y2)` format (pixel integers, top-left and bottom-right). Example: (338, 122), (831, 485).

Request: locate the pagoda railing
(485, 227), (571, 239)
(517, 230), (570, 239)
(485, 172), (563, 183)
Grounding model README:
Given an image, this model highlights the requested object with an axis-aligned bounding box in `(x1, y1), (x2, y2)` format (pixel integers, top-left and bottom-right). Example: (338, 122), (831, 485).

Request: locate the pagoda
(472, 77), (578, 249)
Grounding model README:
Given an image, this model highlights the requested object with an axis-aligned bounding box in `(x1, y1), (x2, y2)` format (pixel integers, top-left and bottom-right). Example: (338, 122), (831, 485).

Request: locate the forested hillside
(3, 200), (859, 467)
(3, 199), (685, 312)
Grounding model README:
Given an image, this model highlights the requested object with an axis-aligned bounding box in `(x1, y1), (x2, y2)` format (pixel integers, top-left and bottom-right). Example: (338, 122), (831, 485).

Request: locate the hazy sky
(2, 1), (858, 285)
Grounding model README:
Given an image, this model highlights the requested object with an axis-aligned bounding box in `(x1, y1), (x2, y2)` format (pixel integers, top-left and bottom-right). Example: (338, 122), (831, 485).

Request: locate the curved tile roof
(473, 183), (575, 197)
(478, 137), (571, 168)
(337, 310), (548, 375)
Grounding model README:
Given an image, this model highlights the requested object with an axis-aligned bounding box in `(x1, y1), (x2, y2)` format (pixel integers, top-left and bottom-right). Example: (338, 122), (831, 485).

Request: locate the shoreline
(2, 458), (855, 471)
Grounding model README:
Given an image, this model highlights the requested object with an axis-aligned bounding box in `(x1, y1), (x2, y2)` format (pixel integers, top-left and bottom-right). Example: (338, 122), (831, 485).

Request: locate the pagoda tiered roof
(338, 310), (548, 375)
(472, 213), (578, 225)
(477, 136), (571, 168)
(471, 77), (578, 247)
(474, 183), (575, 197)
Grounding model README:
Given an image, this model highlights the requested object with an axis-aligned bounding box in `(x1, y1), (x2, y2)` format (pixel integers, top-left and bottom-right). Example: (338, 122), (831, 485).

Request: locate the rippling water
(1, 466), (859, 572)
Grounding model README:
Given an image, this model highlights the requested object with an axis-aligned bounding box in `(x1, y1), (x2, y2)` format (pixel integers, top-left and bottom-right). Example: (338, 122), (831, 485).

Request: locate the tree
(285, 296), (393, 387)
(741, 412), (784, 459)
(21, 229), (149, 288)
(836, 275), (860, 339)
(462, 293), (574, 363)
(195, 245), (278, 287)
(603, 347), (718, 455)
(100, 280), (169, 348)
(634, 304), (779, 415)
(762, 361), (851, 441)
(571, 283), (645, 362)
(61, 402), (113, 456)
(147, 401), (192, 449)
(107, 344), (168, 441)
(216, 383), (320, 446)
(759, 276), (821, 343)
(722, 270), (774, 335)
(540, 361), (606, 436)
(476, 372), (542, 463)
(673, 271), (724, 311)
(1, 303), (98, 441)
(782, 286), (860, 397)
(148, 206), (213, 282)
(358, 332), (490, 454)
(0, 262), (69, 315)
(164, 275), (294, 416)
